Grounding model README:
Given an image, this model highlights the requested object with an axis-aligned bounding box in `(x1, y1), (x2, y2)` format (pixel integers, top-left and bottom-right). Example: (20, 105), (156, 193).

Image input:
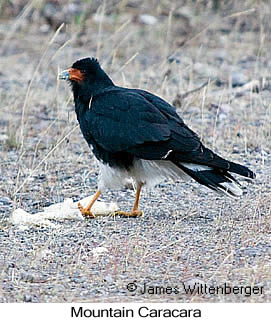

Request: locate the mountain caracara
(59, 57), (255, 218)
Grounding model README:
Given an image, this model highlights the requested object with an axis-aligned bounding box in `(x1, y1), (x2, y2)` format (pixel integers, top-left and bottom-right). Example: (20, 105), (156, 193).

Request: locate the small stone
(138, 14), (158, 25)
(218, 113), (227, 121)
(231, 71), (247, 87)
(0, 134), (8, 141)
(167, 55), (181, 64)
(0, 197), (12, 205)
(40, 24), (50, 33)
(23, 294), (32, 302)
(104, 274), (114, 283)
(92, 246), (109, 258)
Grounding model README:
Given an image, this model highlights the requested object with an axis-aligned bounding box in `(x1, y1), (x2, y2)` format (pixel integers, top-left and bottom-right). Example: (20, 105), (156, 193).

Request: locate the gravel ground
(1, 0), (271, 302)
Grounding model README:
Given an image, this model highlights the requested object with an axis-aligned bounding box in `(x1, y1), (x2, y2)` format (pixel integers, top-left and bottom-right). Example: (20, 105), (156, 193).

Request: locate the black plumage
(59, 57), (255, 217)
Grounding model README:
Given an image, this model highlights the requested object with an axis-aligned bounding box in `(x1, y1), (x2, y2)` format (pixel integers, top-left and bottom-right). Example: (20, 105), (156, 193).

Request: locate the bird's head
(59, 57), (113, 98)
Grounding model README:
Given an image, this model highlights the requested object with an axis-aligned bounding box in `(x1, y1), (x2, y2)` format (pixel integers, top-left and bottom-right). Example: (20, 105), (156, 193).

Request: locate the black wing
(81, 87), (254, 179)
(83, 87), (201, 158)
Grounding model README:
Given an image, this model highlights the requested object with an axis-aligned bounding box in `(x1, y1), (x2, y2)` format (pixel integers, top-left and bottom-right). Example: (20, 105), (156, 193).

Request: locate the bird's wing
(84, 88), (200, 157)
(126, 89), (233, 168)
(83, 88), (254, 179)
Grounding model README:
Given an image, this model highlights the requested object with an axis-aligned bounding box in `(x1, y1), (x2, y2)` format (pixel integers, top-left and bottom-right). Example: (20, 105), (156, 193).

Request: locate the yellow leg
(78, 190), (101, 218)
(116, 183), (143, 217)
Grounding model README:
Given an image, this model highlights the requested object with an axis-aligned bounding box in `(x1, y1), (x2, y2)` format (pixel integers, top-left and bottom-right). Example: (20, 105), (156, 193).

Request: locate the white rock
(138, 14), (158, 25)
(92, 246), (109, 258)
(40, 24), (50, 33)
(0, 134), (8, 141)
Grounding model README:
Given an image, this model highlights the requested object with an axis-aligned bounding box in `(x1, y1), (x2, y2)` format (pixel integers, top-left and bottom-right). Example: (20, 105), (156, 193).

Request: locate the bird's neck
(72, 72), (114, 116)
(91, 78), (114, 96)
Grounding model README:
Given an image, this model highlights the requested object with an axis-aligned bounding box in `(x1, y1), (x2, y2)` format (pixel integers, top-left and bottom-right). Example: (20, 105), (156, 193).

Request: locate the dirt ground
(0, 0), (271, 302)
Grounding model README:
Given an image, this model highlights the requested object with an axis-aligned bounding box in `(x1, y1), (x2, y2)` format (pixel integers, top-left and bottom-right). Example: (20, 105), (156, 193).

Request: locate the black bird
(59, 57), (255, 218)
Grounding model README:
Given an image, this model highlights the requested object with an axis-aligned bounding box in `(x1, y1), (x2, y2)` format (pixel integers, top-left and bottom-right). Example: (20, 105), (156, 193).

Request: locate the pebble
(138, 14), (158, 25)
(231, 71), (248, 87)
(23, 294), (32, 302)
(0, 134), (8, 141)
(104, 275), (114, 283)
(0, 197), (12, 205)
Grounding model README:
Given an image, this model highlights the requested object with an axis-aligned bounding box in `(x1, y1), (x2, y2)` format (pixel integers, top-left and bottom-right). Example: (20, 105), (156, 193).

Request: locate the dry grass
(0, 0), (271, 302)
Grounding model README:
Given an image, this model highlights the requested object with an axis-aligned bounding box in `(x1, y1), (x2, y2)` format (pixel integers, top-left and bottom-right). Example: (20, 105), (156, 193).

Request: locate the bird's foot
(78, 202), (96, 218)
(114, 210), (143, 217)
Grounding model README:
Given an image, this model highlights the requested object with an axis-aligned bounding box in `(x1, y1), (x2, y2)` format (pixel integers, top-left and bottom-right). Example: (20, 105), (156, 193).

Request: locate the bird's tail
(174, 161), (255, 198)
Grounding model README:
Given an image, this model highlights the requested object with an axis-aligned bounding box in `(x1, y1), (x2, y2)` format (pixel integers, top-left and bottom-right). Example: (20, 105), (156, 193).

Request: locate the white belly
(97, 158), (190, 190)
